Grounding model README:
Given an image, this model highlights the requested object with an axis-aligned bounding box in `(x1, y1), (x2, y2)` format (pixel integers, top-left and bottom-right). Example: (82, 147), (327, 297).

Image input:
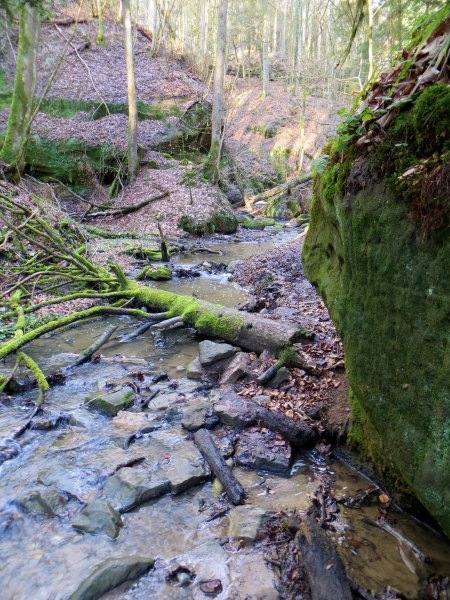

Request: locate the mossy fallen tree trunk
(126, 280), (312, 354)
(245, 172), (312, 209)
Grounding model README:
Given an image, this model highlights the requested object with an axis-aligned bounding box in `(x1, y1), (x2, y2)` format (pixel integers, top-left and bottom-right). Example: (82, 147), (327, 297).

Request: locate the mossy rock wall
(303, 172), (450, 535)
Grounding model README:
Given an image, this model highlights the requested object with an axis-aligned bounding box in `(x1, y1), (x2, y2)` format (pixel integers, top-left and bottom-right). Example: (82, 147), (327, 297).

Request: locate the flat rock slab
(72, 500), (123, 539)
(228, 505), (270, 543)
(112, 411), (162, 435)
(85, 389), (135, 417)
(160, 442), (210, 494)
(234, 429), (292, 475)
(103, 467), (169, 512)
(219, 352), (251, 384)
(147, 392), (185, 412)
(68, 556), (154, 600)
(198, 340), (237, 366)
(37, 464), (95, 502)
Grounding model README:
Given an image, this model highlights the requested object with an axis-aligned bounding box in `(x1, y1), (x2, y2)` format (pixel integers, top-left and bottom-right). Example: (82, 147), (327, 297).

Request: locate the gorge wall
(302, 83), (450, 537)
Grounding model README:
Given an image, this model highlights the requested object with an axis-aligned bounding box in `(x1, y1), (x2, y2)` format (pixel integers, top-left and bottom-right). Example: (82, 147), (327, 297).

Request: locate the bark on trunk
(0, 2), (41, 175)
(122, 0), (139, 181)
(96, 0), (105, 45)
(262, 3), (270, 97)
(209, 0), (228, 181)
(194, 428), (246, 505)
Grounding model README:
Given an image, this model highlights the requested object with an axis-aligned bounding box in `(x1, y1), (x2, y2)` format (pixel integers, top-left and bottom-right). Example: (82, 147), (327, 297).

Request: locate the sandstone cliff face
(302, 83), (450, 536)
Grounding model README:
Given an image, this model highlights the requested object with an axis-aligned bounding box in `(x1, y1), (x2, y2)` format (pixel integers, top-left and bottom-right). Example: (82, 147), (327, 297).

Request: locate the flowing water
(0, 230), (449, 600)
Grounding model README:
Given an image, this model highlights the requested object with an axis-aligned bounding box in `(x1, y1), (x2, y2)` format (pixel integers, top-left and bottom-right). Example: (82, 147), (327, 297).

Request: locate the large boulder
(302, 82), (450, 536)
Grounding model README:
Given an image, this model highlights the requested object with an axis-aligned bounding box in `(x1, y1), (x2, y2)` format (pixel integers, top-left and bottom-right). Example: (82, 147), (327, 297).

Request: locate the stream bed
(0, 229), (449, 599)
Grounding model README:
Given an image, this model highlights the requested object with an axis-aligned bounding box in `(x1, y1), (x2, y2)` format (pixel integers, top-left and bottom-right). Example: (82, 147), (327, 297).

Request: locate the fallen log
(126, 279), (313, 355)
(245, 172), (313, 208)
(194, 428), (246, 505)
(71, 324), (117, 367)
(253, 404), (316, 447)
(86, 191), (169, 218)
(296, 515), (352, 600)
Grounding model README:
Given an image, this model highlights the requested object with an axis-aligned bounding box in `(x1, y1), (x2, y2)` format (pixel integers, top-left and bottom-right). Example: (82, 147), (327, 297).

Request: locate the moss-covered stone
(23, 136), (127, 183)
(241, 217), (275, 230)
(178, 211), (238, 236)
(303, 153), (450, 537)
(137, 266), (172, 281)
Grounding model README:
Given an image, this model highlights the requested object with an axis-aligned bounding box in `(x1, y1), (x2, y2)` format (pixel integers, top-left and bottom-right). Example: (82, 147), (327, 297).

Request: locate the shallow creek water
(0, 230), (449, 599)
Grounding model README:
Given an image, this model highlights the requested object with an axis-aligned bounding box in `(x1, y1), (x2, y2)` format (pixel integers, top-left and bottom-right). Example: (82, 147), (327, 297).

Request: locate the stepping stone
(85, 389), (134, 417)
(103, 467), (169, 512)
(228, 505), (270, 543)
(181, 398), (209, 431)
(186, 357), (204, 380)
(198, 340), (237, 366)
(72, 500), (123, 539)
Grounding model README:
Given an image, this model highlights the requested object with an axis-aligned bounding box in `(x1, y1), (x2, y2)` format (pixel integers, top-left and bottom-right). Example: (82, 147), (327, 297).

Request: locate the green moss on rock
(302, 83), (450, 535)
(178, 211), (238, 236)
(241, 217), (275, 230)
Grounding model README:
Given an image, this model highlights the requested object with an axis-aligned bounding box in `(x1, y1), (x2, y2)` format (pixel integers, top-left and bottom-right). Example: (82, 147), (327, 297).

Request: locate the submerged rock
(17, 487), (68, 517)
(228, 505), (270, 543)
(198, 340), (237, 366)
(72, 500), (123, 539)
(85, 389), (135, 417)
(68, 555), (154, 600)
(103, 467), (169, 512)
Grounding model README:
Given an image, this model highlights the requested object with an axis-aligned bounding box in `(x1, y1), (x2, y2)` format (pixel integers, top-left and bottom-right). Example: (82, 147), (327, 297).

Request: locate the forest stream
(0, 231), (449, 600)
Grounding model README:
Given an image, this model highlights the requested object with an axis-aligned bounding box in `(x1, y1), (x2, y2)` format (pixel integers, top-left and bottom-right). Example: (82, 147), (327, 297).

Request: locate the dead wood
(245, 172), (313, 208)
(194, 428), (246, 505)
(85, 191), (169, 218)
(296, 514), (352, 600)
(252, 404), (316, 447)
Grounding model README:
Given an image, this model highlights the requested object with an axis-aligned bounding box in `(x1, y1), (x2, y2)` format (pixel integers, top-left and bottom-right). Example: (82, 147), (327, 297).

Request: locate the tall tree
(262, 1), (270, 96)
(209, 0), (228, 181)
(122, 0), (138, 181)
(96, 0), (105, 45)
(0, 1), (40, 177)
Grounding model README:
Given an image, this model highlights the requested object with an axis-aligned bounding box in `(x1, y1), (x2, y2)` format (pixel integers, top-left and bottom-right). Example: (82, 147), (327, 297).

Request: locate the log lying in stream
(194, 428), (246, 505)
(245, 172), (313, 209)
(253, 404), (316, 447)
(296, 515), (352, 600)
(126, 280), (313, 355)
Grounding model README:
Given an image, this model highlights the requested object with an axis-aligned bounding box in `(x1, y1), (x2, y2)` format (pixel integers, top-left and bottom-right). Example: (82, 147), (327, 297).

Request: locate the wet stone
(31, 410), (71, 431)
(68, 556), (155, 600)
(198, 341), (237, 366)
(37, 464), (94, 502)
(161, 448), (210, 494)
(17, 487), (68, 517)
(147, 392), (185, 412)
(186, 357), (204, 380)
(72, 499), (123, 539)
(103, 466), (169, 512)
(219, 352), (251, 385)
(181, 398), (210, 431)
(234, 429), (292, 475)
(112, 411), (161, 436)
(85, 388), (135, 417)
(228, 505), (270, 543)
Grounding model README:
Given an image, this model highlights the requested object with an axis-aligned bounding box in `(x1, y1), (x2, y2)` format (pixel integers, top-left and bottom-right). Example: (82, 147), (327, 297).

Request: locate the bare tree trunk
(151, 0), (159, 53)
(262, 3), (270, 97)
(200, 0), (207, 60)
(280, 0), (287, 59)
(122, 0), (139, 181)
(367, 0), (374, 81)
(272, 5), (278, 54)
(209, 0), (228, 182)
(96, 0), (105, 45)
(0, 2), (40, 176)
